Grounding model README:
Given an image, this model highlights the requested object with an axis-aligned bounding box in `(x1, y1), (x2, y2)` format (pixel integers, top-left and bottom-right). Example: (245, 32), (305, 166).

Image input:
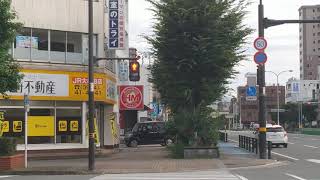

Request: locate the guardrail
(239, 135), (272, 159)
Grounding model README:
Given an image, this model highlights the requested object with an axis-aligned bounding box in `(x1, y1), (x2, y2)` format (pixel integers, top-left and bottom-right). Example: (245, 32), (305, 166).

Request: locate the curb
(227, 160), (288, 170)
(0, 169), (103, 175)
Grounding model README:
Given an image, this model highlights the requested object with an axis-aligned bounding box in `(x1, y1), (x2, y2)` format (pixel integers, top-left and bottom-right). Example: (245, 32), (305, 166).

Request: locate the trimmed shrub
(0, 137), (17, 156)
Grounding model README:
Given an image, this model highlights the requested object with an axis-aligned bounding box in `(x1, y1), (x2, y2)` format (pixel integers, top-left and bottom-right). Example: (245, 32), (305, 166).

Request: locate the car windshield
(267, 127), (284, 132)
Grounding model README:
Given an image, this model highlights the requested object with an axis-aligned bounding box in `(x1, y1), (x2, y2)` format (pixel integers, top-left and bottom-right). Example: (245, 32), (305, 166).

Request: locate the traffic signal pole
(257, 0), (320, 159)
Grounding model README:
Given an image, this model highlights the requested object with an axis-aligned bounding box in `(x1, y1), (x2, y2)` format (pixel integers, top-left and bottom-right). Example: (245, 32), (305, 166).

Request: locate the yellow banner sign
(28, 116), (54, 136)
(3, 69), (116, 104)
(109, 113), (117, 137)
(58, 120), (67, 132)
(69, 73), (106, 101)
(70, 120), (79, 132)
(2, 121), (9, 133)
(13, 121), (23, 133)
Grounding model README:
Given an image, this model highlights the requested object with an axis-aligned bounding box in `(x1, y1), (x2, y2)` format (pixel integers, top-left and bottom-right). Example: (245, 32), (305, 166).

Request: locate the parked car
(124, 121), (172, 147)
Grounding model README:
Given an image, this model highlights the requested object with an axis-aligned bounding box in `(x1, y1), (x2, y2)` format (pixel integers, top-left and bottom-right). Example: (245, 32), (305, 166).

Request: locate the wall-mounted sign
(108, 0), (126, 49)
(58, 120), (67, 132)
(13, 121), (23, 133)
(4, 69), (116, 104)
(16, 36), (38, 49)
(119, 85), (144, 110)
(28, 116), (54, 137)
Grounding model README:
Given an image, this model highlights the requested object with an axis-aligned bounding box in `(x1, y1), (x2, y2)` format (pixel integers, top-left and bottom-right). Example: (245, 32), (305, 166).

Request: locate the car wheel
(284, 143), (288, 148)
(130, 140), (138, 148)
(275, 144), (280, 148)
(166, 138), (173, 146)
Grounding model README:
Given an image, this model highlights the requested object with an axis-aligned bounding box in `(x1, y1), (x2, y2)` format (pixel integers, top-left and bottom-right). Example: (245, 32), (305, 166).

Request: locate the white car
(266, 124), (288, 148)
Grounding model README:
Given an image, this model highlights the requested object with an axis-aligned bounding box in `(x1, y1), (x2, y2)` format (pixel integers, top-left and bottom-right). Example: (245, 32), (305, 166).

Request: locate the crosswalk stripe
(91, 171), (241, 180)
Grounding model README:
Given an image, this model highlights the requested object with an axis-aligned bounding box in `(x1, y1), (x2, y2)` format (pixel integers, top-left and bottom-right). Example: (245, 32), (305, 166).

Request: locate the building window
(314, 33), (316, 36)
(66, 32), (83, 64)
(318, 32), (320, 36)
(14, 28), (31, 60)
(31, 29), (49, 61)
(50, 30), (66, 63)
(313, 9), (315, 13)
(314, 25), (316, 28)
(314, 40), (316, 44)
(314, 49), (316, 52)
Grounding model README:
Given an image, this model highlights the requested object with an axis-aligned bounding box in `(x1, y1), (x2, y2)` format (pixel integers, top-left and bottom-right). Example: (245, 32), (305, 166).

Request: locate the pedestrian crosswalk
(90, 170), (243, 180)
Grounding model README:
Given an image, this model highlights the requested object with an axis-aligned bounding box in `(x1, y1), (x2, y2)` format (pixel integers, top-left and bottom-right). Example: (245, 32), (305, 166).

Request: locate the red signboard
(119, 85), (144, 110)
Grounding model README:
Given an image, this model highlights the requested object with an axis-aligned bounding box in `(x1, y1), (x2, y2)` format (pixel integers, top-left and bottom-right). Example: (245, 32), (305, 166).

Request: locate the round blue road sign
(254, 51), (267, 64)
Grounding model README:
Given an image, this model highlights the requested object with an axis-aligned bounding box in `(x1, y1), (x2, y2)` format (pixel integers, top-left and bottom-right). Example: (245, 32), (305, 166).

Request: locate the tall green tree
(0, 0), (22, 95)
(147, 0), (252, 112)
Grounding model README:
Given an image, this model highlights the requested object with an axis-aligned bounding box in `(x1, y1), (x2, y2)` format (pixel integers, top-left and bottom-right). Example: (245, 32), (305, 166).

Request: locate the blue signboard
(246, 86), (257, 101)
(293, 82), (299, 92)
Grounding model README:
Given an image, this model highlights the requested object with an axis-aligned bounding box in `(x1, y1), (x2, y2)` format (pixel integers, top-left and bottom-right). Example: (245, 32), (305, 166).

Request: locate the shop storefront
(0, 69), (117, 150)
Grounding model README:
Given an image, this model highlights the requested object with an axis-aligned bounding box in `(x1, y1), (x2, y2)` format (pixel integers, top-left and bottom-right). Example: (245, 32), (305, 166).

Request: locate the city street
(229, 131), (320, 180)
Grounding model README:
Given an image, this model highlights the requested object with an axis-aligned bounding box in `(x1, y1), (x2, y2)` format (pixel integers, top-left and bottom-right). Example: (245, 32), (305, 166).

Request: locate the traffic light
(129, 61), (140, 81)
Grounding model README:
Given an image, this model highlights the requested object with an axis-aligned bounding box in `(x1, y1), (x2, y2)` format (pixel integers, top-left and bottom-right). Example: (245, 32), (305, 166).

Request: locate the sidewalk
(0, 142), (277, 175)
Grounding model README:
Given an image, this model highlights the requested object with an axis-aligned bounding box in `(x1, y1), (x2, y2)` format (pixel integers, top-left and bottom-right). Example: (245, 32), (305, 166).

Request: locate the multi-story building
(286, 77), (320, 103)
(299, 5), (320, 80)
(0, 0), (129, 150)
(237, 74), (285, 127)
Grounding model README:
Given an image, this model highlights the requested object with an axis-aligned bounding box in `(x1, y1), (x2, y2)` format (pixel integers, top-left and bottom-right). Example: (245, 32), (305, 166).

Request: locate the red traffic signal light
(129, 61), (140, 81)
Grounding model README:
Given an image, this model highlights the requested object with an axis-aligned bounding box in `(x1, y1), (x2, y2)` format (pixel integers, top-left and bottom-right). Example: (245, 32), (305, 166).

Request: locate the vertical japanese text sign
(109, 0), (126, 49)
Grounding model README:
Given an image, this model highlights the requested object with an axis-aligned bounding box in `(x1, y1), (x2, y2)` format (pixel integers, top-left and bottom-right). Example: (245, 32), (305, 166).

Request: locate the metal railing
(239, 135), (272, 159)
(219, 131), (228, 142)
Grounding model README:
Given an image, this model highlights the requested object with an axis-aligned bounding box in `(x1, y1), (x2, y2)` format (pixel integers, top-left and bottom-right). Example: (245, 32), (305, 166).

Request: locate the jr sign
(119, 85), (144, 110)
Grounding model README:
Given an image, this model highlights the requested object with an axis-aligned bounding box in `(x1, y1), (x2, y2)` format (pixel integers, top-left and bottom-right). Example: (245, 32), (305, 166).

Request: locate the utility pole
(257, 0), (319, 159)
(258, 0), (267, 159)
(88, 0), (95, 171)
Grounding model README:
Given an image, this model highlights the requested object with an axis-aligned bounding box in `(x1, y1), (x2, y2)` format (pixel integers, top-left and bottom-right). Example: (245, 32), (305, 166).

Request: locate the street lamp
(266, 70), (293, 125)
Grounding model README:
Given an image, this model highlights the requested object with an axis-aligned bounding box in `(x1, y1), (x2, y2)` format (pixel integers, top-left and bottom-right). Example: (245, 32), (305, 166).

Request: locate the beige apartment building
(299, 5), (320, 80)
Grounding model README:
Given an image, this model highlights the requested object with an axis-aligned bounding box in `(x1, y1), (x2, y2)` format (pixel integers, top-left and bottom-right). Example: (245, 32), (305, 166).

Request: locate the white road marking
(0, 176), (13, 179)
(311, 138), (319, 141)
(306, 159), (320, 164)
(271, 152), (299, 161)
(91, 171), (240, 180)
(287, 142), (295, 145)
(303, 145), (318, 149)
(285, 173), (307, 180)
(235, 174), (249, 180)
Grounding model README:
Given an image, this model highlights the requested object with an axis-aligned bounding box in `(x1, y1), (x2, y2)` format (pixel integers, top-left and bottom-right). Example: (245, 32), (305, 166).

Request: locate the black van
(124, 121), (171, 147)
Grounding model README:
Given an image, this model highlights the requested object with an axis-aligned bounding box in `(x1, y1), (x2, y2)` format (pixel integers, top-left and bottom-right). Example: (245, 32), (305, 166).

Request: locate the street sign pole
(258, 0), (267, 159)
(88, 0), (95, 171)
(24, 94), (29, 168)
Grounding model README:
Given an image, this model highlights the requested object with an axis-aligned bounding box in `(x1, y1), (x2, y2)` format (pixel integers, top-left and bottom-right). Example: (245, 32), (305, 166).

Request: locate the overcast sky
(128, 0), (318, 97)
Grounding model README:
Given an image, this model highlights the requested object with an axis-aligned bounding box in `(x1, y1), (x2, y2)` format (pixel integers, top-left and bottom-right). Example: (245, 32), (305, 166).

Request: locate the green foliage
(0, 0), (23, 95)
(272, 103), (318, 130)
(166, 107), (219, 147)
(0, 137), (17, 156)
(147, 0), (252, 112)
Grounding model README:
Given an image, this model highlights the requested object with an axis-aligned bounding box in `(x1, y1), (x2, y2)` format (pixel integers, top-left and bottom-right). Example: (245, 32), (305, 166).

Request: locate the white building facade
(286, 77), (320, 103)
(0, 0), (129, 150)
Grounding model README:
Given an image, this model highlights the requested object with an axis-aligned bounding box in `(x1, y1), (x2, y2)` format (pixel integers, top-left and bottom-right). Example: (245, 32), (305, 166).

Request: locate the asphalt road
(228, 131), (320, 180)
